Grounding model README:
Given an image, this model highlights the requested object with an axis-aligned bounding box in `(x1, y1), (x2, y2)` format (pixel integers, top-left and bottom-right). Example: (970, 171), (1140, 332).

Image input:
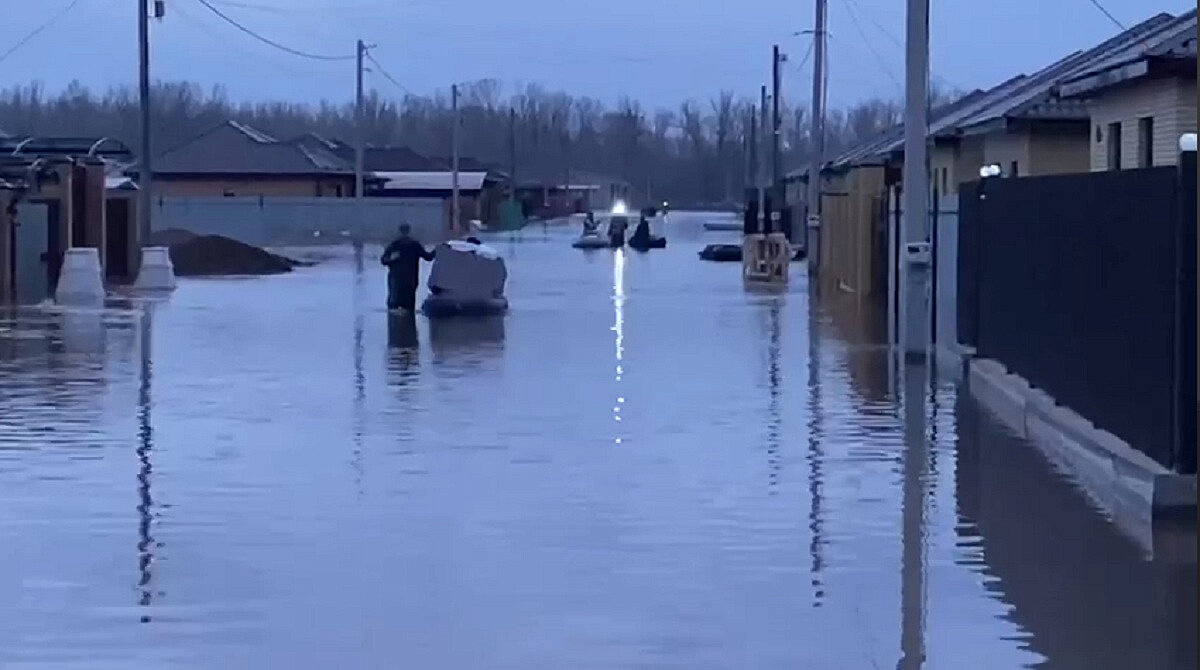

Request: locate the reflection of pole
(899, 361), (928, 670)
(805, 294), (826, 604)
(766, 298), (783, 490)
(136, 308), (155, 623)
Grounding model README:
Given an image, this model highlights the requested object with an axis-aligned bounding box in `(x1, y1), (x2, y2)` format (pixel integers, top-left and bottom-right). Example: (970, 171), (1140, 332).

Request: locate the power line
(0, 0), (83, 65)
(192, 0), (355, 61)
(364, 51), (412, 96)
(839, 0), (960, 92)
(838, 0), (902, 94)
(173, 0), (313, 76)
(1086, 0), (1126, 30)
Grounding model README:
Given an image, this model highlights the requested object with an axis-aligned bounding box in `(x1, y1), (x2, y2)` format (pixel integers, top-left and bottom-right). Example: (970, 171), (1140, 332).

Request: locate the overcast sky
(1, 0), (1193, 111)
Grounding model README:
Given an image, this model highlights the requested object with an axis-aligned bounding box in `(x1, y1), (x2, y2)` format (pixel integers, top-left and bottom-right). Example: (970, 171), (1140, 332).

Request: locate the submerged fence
(957, 157), (1197, 473)
(152, 196), (447, 247)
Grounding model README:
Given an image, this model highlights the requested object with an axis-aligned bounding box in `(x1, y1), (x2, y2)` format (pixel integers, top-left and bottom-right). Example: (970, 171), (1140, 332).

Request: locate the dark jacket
(381, 236), (434, 287)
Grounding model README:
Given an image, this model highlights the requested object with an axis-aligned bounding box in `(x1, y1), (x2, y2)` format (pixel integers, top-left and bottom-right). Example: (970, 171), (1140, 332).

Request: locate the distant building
(145, 121), (377, 197)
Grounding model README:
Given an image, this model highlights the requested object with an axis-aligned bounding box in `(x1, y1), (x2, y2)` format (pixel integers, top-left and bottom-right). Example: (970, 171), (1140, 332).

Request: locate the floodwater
(0, 214), (1193, 669)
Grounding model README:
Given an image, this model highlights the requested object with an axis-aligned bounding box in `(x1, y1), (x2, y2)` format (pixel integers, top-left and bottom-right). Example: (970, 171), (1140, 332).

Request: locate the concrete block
(134, 246), (177, 291)
(54, 248), (105, 307)
(967, 358), (1028, 438)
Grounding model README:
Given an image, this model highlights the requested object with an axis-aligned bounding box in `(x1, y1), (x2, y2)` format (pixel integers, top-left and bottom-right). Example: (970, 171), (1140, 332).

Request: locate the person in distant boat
(630, 215), (652, 247)
(380, 223), (434, 312)
(583, 212), (599, 235)
(608, 215), (628, 247)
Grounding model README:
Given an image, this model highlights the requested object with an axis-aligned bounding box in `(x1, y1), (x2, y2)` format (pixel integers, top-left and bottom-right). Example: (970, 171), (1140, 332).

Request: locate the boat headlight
(611, 200), (628, 215)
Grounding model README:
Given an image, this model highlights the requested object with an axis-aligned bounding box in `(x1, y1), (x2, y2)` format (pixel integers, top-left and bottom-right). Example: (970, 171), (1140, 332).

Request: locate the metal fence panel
(152, 196), (446, 246)
(958, 168), (1184, 470)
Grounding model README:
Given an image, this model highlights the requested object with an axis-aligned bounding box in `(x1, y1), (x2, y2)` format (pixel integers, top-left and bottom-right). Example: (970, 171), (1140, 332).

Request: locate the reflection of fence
(957, 160), (1196, 473)
(152, 196), (446, 246)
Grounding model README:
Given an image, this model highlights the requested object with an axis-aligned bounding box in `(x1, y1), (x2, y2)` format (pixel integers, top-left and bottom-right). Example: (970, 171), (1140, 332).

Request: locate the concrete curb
(966, 356), (1196, 526)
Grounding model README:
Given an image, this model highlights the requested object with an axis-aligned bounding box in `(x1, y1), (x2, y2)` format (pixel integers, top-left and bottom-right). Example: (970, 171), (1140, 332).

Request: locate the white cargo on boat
(422, 239), (509, 316)
(55, 248), (106, 306)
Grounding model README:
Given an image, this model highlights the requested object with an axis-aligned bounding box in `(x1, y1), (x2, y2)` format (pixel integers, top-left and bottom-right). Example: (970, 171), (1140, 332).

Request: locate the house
(0, 136), (139, 303)
(1057, 10), (1197, 170)
(515, 170), (630, 218)
(147, 121), (378, 197)
(929, 13), (1183, 195)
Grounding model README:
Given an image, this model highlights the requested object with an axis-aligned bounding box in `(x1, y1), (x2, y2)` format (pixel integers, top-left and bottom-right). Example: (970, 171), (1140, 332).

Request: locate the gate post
(1174, 139), (1196, 474)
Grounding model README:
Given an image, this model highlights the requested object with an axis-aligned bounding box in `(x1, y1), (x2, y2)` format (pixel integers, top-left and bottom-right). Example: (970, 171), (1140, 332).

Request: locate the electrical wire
(1086, 0), (1126, 30)
(839, 0), (959, 93)
(192, 0), (355, 61)
(173, 0), (313, 76)
(0, 0), (83, 65)
(838, 0), (903, 95)
(364, 51), (412, 96)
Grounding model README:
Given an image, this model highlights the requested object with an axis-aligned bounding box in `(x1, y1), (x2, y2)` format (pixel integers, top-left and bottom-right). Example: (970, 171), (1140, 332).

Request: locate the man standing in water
(380, 223), (434, 312)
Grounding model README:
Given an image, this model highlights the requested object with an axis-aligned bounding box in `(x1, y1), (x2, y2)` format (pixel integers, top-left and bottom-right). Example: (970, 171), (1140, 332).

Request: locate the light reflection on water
(0, 214), (1192, 669)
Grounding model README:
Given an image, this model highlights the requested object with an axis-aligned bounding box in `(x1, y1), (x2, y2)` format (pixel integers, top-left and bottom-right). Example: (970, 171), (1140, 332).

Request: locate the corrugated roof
(954, 12), (1179, 132)
(376, 171), (490, 191)
(1058, 9), (1197, 96)
(0, 136), (134, 158)
(154, 121), (355, 175)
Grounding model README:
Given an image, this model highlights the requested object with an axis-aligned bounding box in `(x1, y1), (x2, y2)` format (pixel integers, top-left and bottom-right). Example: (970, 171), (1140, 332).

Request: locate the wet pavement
(0, 213), (1194, 669)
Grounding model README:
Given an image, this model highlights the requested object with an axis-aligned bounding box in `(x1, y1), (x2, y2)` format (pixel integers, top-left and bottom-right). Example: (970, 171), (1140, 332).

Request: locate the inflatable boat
(572, 232), (610, 249)
(420, 239), (509, 317)
(629, 236), (667, 251)
(699, 243), (807, 262)
(702, 220), (743, 232)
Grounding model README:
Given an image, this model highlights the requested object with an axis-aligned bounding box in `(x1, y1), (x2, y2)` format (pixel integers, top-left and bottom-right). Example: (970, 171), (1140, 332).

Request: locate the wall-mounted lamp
(1180, 133), (1197, 152)
(979, 164), (1002, 178)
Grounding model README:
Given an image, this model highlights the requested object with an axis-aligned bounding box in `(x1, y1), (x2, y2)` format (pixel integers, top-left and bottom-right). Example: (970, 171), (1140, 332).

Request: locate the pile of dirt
(168, 234), (302, 276)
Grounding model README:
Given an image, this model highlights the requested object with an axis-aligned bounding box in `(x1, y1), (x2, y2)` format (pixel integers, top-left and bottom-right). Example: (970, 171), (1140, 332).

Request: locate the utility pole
(451, 83), (460, 235)
(759, 85), (769, 233)
(137, 0), (152, 250)
(355, 39), (366, 201)
(508, 108), (517, 200)
(807, 0), (828, 272)
(772, 44), (783, 213)
(899, 0), (931, 356)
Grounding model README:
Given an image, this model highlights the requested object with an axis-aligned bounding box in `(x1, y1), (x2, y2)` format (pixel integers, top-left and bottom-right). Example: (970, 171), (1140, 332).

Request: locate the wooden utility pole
(451, 83), (460, 234)
(355, 40), (366, 200)
(807, 0), (828, 270)
(137, 0), (152, 249)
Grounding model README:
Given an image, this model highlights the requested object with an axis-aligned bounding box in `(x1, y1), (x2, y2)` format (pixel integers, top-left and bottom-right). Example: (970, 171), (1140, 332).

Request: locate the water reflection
(899, 358), (929, 670)
(135, 306), (157, 624)
(428, 316), (506, 361)
(763, 296), (782, 491)
(806, 289), (827, 606)
(612, 248), (625, 444)
(955, 396), (1198, 669)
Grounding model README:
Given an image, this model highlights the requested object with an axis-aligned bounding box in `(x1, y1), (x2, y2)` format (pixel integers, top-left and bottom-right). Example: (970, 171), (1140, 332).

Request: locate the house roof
(154, 121), (356, 176)
(0, 136), (134, 159)
(1058, 9), (1198, 98)
(954, 12), (1181, 133)
(375, 171), (490, 191)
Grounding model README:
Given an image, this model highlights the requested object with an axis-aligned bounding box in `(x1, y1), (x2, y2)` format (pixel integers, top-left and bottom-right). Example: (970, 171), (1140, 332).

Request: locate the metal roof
(153, 121), (356, 176)
(0, 136), (134, 159)
(375, 171), (490, 191)
(954, 12), (1180, 133)
(1059, 9), (1198, 98)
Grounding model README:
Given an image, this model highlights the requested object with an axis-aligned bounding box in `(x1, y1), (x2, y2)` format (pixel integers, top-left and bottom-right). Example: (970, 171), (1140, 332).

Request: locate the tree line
(0, 79), (961, 206)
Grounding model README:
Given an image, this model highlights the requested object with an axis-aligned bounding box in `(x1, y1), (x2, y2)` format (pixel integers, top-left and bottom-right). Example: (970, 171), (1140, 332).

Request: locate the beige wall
(983, 132), (1032, 177)
(155, 176), (355, 198)
(1027, 129), (1090, 175)
(1088, 77), (1197, 170)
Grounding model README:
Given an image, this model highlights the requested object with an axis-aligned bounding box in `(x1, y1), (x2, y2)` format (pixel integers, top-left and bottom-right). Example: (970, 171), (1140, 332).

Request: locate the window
(940, 167), (948, 194)
(1107, 122), (1122, 170)
(1137, 117), (1154, 168)
(1009, 161), (1019, 177)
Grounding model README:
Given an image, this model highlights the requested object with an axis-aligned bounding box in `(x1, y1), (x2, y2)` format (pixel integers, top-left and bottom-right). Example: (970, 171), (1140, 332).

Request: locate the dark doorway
(44, 199), (62, 293)
(106, 199), (131, 281)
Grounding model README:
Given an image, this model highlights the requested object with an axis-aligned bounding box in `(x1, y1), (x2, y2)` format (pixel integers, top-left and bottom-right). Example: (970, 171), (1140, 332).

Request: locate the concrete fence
(151, 196), (447, 247)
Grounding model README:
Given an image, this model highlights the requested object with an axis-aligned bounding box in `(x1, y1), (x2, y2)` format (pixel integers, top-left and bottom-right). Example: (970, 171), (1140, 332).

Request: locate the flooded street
(0, 213), (1193, 669)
